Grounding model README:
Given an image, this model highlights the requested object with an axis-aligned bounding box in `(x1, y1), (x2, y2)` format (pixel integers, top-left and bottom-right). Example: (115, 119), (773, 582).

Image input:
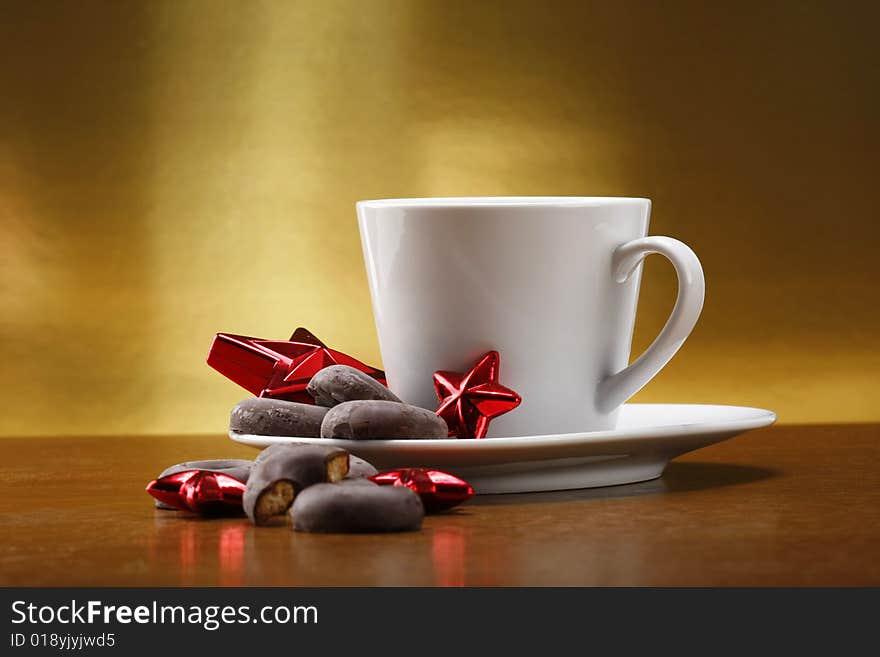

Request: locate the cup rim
(357, 196), (650, 209)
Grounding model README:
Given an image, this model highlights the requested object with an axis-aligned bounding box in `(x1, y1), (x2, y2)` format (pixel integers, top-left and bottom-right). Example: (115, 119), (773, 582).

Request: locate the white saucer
(229, 403), (776, 494)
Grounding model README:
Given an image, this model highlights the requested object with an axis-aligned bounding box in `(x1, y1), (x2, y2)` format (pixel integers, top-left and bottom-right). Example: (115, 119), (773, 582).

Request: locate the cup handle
(596, 236), (705, 413)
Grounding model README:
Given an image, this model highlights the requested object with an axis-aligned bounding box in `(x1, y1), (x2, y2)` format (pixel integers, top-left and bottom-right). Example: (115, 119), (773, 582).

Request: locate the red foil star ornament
(371, 468), (474, 513)
(146, 470), (247, 515)
(434, 350), (522, 439)
(207, 327), (386, 404)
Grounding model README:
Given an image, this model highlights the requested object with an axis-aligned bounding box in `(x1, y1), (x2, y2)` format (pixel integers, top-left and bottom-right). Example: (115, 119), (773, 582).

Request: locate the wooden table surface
(1, 424), (877, 586)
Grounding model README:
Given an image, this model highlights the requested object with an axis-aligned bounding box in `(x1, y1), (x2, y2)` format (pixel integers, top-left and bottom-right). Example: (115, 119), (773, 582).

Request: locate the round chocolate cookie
(243, 443), (349, 525)
(320, 400), (448, 440)
(346, 455), (378, 480)
(153, 459), (253, 509)
(230, 397), (328, 437)
(290, 480), (424, 533)
(307, 365), (401, 407)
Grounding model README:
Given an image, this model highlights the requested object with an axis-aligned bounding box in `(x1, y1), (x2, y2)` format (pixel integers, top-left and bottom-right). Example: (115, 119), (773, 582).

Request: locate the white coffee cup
(357, 197), (704, 437)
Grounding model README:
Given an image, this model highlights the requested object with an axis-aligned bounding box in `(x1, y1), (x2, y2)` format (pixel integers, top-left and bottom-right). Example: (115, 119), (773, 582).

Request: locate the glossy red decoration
(371, 468), (474, 512)
(433, 350), (521, 439)
(146, 470), (247, 515)
(207, 327), (386, 404)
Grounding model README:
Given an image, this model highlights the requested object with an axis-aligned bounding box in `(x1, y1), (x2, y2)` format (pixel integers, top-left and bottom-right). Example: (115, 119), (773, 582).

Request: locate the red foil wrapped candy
(434, 350), (521, 439)
(146, 470), (247, 515)
(371, 468), (474, 512)
(207, 327), (386, 404)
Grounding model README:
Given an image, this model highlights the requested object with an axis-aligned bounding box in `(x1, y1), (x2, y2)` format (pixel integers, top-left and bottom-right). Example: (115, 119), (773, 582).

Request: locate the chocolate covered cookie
(320, 400), (448, 440)
(290, 480), (424, 533)
(307, 365), (402, 407)
(243, 444), (349, 525)
(346, 455), (378, 480)
(230, 397), (328, 437)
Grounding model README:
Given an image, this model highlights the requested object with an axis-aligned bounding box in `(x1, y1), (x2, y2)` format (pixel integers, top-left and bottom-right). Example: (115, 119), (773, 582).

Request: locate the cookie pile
(147, 445), (473, 533)
(229, 365), (449, 440)
(146, 366), (475, 532)
(244, 444), (424, 532)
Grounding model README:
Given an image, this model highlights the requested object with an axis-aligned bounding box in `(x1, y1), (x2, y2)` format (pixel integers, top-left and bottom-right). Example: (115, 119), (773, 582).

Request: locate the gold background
(1, 0), (877, 437)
